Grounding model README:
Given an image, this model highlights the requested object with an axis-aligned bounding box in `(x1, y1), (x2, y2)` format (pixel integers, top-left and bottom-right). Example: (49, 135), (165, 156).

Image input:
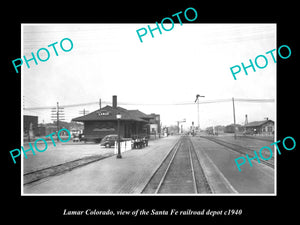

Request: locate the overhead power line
(23, 98), (275, 110)
(234, 98), (275, 102)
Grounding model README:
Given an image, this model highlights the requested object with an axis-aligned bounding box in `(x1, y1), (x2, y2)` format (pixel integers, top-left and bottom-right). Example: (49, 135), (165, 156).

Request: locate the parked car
(100, 134), (120, 148)
(72, 133), (80, 142)
(100, 135), (134, 148)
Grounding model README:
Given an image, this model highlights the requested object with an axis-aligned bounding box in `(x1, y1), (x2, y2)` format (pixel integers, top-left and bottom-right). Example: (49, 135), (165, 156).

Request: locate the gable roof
(72, 105), (148, 122)
(128, 110), (153, 119)
(244, 120), (274, 127)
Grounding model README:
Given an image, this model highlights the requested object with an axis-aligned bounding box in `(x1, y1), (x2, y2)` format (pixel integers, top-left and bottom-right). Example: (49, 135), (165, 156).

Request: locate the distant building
(244, 120), (274, 135)
(224, 124), (242, 133)
(69, 122), (84, 135)
(24, 115), (38, 136)
(206, 125), (225, 135)
(215, 125), (225, 134)
(36, 121), (84, 137)
(148, 113), (160, 136)
(72, 96), (160, 142)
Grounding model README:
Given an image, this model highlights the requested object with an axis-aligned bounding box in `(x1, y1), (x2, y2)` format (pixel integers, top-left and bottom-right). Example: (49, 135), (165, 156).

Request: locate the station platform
(23, 136), (180, 194)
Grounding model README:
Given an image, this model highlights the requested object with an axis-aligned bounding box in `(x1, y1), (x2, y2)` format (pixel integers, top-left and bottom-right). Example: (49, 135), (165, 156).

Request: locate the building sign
(93, 128), (115, 132)
(97, 110), (110, 116)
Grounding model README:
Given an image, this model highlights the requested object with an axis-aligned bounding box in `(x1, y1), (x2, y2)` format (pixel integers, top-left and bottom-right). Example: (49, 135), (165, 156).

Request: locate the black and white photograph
(5, 2), (298, 224)
(21, 23), (276, 195)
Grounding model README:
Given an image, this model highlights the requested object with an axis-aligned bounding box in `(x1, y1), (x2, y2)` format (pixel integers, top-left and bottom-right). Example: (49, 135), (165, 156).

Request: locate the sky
(22, 23), (276, 129)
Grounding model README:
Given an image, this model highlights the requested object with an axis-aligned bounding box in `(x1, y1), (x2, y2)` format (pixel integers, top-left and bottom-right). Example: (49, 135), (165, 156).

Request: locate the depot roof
(72, 105), (149, 122)
(244, 120), (274, 127)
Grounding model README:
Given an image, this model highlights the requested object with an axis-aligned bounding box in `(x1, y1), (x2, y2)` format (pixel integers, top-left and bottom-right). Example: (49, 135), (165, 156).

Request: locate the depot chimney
(113, 95), (117, 109)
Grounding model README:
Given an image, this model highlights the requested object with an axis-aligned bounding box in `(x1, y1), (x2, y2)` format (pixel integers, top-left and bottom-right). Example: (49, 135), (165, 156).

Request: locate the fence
(114, 140), (132, 154)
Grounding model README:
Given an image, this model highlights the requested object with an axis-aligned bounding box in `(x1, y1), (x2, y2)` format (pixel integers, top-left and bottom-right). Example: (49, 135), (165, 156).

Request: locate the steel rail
(154, 140), (182, 194)
(202, 136), (274, 168)
(188, 144), (198, 193)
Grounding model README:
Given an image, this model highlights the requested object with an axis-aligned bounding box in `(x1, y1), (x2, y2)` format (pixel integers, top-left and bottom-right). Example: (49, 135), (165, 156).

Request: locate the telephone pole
(245, 114), (248, 125)
(51, 102), (65, 141)
(195, 94), (205, 131)
(232, 97), (237, 139)
(79, 108), (89, 116)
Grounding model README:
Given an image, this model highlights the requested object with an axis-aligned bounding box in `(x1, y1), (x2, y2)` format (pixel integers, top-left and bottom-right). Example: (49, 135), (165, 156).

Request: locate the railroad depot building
(244, 119), (274, 135)
(72, 96), (160, 142)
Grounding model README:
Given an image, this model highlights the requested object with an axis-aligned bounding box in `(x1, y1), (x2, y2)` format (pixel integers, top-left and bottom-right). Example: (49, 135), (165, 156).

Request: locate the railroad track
(201, 136), (274, 169)
(23, 154), (112, 185)
(142, 135), (212, 194)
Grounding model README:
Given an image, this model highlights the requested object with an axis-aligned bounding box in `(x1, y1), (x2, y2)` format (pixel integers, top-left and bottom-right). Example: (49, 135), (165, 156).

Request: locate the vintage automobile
(100, 134), (149, 149)
(100, 134), (132, 148)
(99, 134), (120, 148)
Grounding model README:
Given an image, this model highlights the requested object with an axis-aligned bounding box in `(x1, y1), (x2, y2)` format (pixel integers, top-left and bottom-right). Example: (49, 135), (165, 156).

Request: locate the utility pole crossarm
(50, 101), (65, 141)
